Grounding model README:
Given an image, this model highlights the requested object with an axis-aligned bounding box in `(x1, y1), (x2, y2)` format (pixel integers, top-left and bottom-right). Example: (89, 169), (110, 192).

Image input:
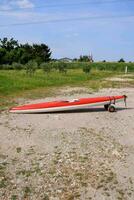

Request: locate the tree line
(0, 37), (51, 65)
(0, 37), (133, 75)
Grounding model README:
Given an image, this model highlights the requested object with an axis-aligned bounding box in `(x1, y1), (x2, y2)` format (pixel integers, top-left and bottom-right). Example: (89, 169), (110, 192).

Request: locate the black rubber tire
(108, 104), (116, 112)
(104, 104), (109, 111)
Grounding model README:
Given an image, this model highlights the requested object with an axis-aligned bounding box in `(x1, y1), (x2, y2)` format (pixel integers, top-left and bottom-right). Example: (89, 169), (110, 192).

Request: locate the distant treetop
(118, 58), (125, 63)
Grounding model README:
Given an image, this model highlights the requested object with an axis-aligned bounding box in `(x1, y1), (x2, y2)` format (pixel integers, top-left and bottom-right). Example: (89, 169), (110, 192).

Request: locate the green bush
(57, 62), (68, 74)
(1, 61), (134, 73)
(51, 62), (60, 70)
(0, 65), (3, 70)
(12, 62), (23, 70)
(1, 64), (13, 70)
(25, 60), (37, 76)
(83, 63), (92, 74)
(90, 62), (134, 72)
(41, 62), (52, 74)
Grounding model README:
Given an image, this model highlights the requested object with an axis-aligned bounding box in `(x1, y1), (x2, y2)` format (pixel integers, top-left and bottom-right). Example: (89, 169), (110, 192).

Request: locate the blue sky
(0, 0), (134, 61)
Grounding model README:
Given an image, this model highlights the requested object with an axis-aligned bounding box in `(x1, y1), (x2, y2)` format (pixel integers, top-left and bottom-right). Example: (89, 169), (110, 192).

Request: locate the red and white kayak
(9, 95), (127, 114)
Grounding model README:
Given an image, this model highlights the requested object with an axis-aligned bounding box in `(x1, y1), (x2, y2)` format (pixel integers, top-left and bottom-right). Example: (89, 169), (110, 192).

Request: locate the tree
(118, 58), (125, 63)
(0, 37), (52, 65)
(0, 38), (19, 64)
(79, 55), (90, 62)
(33, 44), (51, 64)
(20, 43), (33, 64)
(0, 37), (19, 51)
(78, 54), (93, 62)
(19, 43), (51, 64)
(0, 48), (6, 64)
(73, 58), (78, 62)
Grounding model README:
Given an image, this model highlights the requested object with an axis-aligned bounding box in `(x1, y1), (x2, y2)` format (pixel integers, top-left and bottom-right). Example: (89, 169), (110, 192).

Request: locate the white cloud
(12, 0), (34, 8)
(11, 0), (34, 9)
(0, 0), (34, 10)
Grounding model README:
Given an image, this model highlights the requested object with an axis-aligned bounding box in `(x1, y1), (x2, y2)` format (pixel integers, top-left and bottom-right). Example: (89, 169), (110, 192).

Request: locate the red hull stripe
(10, 96), (125, 111)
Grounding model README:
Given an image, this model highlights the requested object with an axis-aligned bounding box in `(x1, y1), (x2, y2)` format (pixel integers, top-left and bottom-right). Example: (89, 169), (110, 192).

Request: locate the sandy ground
(0, 87), (134, 200)
(105, 77), (134, 82)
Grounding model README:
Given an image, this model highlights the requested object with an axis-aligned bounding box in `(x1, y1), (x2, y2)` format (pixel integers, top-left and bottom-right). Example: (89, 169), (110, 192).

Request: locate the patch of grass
(16, 147), (21, 153)
(11, 195), (18, 200)
(17, 169), (33, 177)
(79, 155), (88, 163)
(0, 69), (131, 110)
(0, 178), (7, 188)
(23, 186), (31, 198)
(0, 163), (8, 188)
(0, 163), (7, 171)
(75, 172), (83, 181)
(33, 163), (42, 174)
(0, 69), (114, 95)
(43, 194), (49, 200)
(26, 146), (35, 156)
(0, 175), (7, 188)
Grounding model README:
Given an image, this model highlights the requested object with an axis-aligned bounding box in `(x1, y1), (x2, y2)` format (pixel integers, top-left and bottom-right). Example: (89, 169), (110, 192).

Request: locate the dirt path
(0, 87), (134, 200)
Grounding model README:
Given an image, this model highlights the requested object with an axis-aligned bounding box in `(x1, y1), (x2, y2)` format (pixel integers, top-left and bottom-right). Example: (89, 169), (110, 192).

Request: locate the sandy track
(0, 87), (134, 199)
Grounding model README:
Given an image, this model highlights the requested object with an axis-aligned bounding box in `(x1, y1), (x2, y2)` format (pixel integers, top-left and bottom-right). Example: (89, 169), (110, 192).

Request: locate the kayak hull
(9, 95), (126, 114)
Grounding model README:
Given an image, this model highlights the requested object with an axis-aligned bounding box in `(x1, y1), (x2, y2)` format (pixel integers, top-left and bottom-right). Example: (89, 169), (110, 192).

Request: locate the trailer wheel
(104, 104), (109, 111)
(108, 104), (116, 112)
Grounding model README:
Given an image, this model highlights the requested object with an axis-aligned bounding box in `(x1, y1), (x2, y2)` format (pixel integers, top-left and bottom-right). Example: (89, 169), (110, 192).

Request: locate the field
(0, 66), (134, 110)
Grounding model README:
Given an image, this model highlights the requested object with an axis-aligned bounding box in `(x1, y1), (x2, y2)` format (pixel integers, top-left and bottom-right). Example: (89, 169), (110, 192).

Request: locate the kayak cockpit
(61, 99), (79, 103)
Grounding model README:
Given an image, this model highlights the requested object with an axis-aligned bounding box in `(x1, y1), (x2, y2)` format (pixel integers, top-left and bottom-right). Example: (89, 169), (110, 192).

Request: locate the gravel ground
(0, 87), (134, 200)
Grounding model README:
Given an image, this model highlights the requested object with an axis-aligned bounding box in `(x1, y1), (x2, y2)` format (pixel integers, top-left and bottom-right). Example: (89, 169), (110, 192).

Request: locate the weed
(23, 186), (31, 198)
(0, 178), (7, 188)
(43, 194), (49, 200)
(11, 195), (18, 200)
(16, 147), (21, 153)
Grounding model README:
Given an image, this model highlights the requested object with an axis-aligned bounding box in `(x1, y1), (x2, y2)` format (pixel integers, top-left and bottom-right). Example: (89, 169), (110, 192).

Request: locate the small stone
(112, 150), (121, 158)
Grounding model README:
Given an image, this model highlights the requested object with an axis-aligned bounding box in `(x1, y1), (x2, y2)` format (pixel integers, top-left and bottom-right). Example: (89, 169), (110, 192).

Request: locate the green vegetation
(118, 58), (125, 63)
(16, 147), (22, 153)
(1, 61), (134, 72)
(23, 186), (31, 198)
(90, 62), (134, 72)
(57, 62), (68, 74)
(41, 62), (52, 74)
(0, 37), (51, 65)
(83, 63), (92, 74)
(0, 69), (112, 95)
(0, 43), (134, 111)
(25, 60), (37, 76)
(11, 195), (18, 200)
(41, 61), (134, 72)
(79, 55), (93, 62)
(1, 67), (132, 110)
